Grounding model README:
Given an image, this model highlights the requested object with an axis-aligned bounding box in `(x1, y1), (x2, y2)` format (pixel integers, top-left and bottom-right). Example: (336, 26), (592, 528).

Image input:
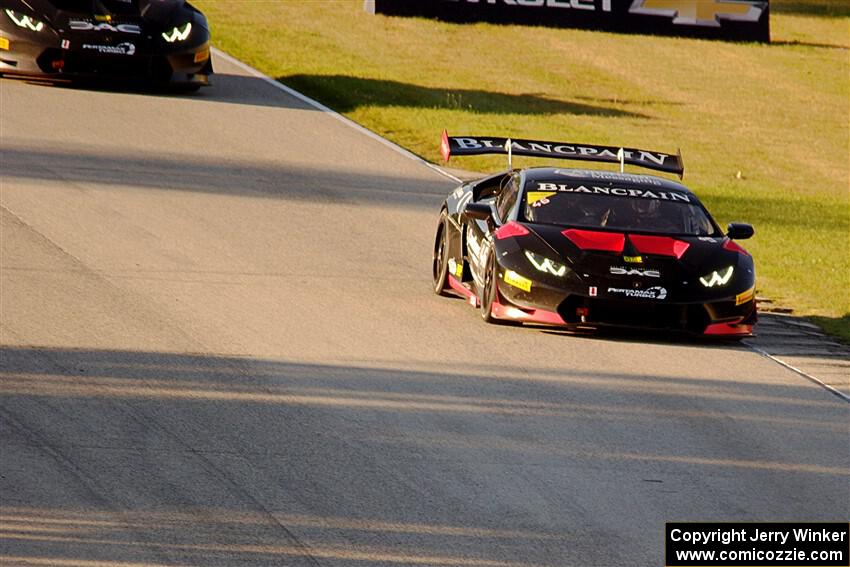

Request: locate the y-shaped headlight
(162, 22), (192, 42)
(700, 266), (734, 287)
(5, 9), (44, 31)
(524, 250), (567, 277)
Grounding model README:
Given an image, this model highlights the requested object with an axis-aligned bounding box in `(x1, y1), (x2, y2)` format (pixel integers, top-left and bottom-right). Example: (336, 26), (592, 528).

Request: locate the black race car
(433, 133), (757, 337)
(0, 0), (212, 89)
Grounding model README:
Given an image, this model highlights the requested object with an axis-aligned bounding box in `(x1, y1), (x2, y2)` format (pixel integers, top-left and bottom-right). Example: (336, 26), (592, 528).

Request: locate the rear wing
(439, 131), (684, 178)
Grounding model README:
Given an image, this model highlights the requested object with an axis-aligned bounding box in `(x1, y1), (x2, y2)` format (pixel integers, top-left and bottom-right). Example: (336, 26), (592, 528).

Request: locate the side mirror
(464, 202), (492, 221)
(727, 223), (754, 240)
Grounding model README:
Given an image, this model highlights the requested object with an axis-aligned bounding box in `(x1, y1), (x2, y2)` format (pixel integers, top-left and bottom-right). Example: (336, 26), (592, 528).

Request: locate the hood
(525, 223), (747, 289)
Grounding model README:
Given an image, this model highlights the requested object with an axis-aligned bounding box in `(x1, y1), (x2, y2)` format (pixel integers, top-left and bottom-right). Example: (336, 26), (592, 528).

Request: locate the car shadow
(531, 324), (748, 349)
(0, 72), (322, 111)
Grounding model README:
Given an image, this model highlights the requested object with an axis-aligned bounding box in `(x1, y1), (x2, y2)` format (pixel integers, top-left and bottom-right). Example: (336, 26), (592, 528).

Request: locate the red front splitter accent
(704, 322), (753, 336)
(490, 298), (566, 325)
(448, 274), (479, 307)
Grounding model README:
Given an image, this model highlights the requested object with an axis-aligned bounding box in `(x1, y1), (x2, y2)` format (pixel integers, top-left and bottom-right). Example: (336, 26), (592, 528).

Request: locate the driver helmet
(631, 199), (661, 216)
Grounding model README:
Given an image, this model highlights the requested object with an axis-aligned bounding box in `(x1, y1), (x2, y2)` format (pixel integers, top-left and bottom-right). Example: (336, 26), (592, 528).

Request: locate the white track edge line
(746, 344), (850, 403)
(211, 48), (462, 184)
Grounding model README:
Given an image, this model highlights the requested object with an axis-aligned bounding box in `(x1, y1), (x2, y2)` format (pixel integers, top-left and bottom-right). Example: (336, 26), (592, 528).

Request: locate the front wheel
(480, 252), (500, 323)
(432, 212), (451, 296)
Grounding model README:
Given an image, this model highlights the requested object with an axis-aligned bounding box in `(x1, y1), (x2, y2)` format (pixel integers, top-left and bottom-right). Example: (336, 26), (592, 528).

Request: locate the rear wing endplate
(440, 130), (684, 178)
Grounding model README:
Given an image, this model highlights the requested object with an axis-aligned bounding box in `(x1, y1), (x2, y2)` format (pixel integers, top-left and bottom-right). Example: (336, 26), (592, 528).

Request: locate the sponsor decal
(82, 42), (135, 55)
(69, 20), (142, 34)
(607, 286), (667, 300)
(526, 191), (556, 206)
(536, 182), (691, 202)
(555, 169), (663, 186)
(609, 266), (660, 278)
(448, 258), (463, 278)
(735, 285), (755, 305)
(629, 0), (766, 28)
(0, 37), (9, 50)
(454, 138), (674, 169)
(504, 270), (532, 292)
(61, 39), (70, 49)
(698, 236), (717, 242)
(623, 255), (643, 263)
(553, 169), (586, 178)
(589, 286), (598, 297)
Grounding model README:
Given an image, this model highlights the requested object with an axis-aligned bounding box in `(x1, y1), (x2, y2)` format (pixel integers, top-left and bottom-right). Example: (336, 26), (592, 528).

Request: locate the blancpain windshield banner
(364, 0), (770, 43)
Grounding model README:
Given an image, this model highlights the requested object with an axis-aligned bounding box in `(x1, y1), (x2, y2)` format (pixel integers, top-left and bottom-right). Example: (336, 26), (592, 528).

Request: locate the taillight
(494, 221), (530, 240)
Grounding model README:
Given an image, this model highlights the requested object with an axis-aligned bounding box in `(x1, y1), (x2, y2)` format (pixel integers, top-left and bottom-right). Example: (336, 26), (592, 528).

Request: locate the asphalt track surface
(1, 57), (848, 567)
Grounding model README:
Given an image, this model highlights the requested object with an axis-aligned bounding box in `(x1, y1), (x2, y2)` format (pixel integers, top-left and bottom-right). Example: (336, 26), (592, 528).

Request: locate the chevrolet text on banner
(665, 523), (850, 567)
(364, 0), (770, 43)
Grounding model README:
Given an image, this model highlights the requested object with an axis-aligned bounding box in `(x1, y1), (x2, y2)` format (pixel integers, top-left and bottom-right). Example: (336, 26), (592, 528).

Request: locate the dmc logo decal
(70, 20), (142, 34)
(629, 0), (766, 27)
(609, 266), (660, 278)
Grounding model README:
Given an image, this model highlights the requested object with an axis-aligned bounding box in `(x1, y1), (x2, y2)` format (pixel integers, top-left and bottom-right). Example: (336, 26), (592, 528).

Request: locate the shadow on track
(0, 144), (451, 210)
(1, 345), (847, 565)
(0, 72), (323, 111)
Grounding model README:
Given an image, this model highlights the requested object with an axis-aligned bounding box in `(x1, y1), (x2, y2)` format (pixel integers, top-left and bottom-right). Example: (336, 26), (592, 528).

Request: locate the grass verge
(194, 1), (849, 342)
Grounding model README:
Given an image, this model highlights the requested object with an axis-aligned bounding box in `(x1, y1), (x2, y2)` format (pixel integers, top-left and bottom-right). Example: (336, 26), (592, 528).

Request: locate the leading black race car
(0, 0), (212, 89)
(433, 133), (757, 337)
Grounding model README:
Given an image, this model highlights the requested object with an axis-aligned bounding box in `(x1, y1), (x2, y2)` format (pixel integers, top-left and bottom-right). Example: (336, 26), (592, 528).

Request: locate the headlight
(524, 250), (567, 277)
(699, 266), (734, 287)
(5, 9), (45, 32)
(162, 22), (192, 42)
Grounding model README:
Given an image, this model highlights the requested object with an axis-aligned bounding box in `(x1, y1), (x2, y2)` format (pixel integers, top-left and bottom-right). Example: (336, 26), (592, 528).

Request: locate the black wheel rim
(481, 257), (494, 317)
(433, 225), (446, 286)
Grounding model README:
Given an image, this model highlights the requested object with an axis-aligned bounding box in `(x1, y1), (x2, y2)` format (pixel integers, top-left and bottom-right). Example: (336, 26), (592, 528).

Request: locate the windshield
(523, 182), (717, 236)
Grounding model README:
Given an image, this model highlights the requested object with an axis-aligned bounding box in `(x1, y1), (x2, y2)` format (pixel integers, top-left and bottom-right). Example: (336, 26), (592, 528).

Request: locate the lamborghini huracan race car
(0, 0), (212, 88)
(433, 133), (757, 337)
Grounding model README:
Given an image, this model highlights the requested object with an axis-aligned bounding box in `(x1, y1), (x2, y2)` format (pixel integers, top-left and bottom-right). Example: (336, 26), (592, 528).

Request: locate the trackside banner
(364, 0), (770, 43)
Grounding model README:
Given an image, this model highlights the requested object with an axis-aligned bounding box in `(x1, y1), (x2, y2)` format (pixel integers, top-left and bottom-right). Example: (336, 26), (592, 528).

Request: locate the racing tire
(432, 212), (451, 296)
(480, 252), (501, 324)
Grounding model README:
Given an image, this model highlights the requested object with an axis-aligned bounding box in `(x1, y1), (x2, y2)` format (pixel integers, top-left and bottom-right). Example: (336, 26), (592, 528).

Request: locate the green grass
(195, 1), (850, 342)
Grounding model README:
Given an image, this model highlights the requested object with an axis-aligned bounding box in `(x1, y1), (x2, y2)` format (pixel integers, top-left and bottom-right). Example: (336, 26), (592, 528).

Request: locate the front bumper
(0, 28), (211, 85)
(493, 266), (756, 336)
